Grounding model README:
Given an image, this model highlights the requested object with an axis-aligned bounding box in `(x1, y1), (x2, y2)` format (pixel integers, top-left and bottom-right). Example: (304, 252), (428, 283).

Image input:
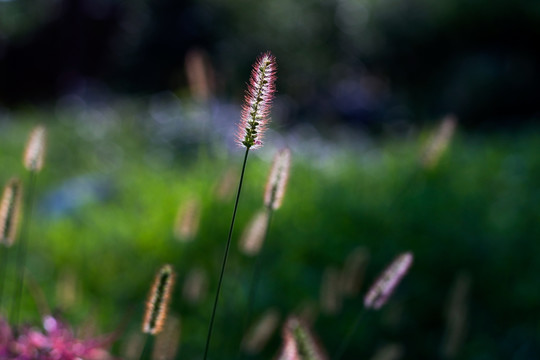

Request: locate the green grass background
(0, 106), (539, 359)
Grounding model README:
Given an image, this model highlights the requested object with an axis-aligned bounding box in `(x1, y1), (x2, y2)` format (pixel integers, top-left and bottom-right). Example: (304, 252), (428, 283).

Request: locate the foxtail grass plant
(277, 315), (328, 360)
(241, 308), (280, 355)
(10, 125), (46, 326)
(420, 115), (457, 170)
(0, 178), (23, 309)
(174, 197), (202, 242)
(239, 148), (291, 358)
(333, 252), (413, 360)
(385, 115), (458, 218)
(140, 264), (175, 360)
(203, 51), (277, 360)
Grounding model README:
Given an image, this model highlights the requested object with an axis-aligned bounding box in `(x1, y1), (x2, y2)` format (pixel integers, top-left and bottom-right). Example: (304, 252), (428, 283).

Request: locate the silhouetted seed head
(242, 308), (280, 354)
(364, 252), (413, 310)
(23, 125), (46, 172)
(239, 210), (269, 256)
(237, 52), (277, 149)
(421, 115), (457, 169)
(0, 178), (23, 247)
(264, 148), (291, 210)
(277, 316), (328, 360)
(174, 198), (201, 242)
(143, 265), (175, 335)
(151, 314), (181, 360)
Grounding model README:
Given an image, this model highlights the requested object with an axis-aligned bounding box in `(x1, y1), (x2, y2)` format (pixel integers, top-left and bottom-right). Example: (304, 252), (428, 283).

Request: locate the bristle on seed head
(23, 125), (46, 172)
(0, 178), (23, 247)
(143, 264), (175, 335)
(237, 52), (277, 149)
(264, 148), (291, 210)
(364, 252), (413, 310)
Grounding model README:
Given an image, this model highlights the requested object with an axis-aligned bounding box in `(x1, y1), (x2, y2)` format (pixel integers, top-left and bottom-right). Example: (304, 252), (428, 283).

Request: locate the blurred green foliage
(0, 106), (539, 359)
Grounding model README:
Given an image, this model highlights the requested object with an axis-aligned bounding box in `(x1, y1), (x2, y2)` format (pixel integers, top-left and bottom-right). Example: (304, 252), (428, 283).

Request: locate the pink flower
(237, 52), (277, 149)
(0, 316), (116, 360)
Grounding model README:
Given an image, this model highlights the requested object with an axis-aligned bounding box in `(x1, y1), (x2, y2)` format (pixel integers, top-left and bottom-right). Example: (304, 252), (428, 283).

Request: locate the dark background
(1, 0), (540, 129)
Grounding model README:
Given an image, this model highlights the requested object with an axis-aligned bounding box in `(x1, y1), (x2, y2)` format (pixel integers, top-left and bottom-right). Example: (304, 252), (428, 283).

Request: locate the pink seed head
(23, 125), (46, 172)
(364, 252), (413, 310)
(237, 52), (277, 149)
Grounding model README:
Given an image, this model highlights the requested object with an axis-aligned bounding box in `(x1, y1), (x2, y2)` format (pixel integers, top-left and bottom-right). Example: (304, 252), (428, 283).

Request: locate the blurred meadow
(1, 0), (540, 359)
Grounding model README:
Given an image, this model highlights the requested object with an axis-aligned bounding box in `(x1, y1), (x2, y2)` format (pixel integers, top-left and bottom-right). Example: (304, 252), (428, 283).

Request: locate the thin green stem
(137, 334), (150, 360)
(0, 247), (9, 310)
(203, 147), (250, 360)
(10, 171), (37, 326)
(333, 309), (367, 360)
(238, 207), (274, 359)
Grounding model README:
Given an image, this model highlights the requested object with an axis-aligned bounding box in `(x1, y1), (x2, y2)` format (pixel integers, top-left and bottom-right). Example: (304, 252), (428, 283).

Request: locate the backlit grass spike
(143, 264), (175, 335)
(0, 178), (23, 247)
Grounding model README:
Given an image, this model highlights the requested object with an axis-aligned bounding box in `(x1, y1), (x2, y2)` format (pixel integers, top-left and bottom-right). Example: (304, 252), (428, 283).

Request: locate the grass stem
(137, 334), (150, 360)
(333, 309), (366, 360)
(237, 208), (274, 359)
(0, 247), (9, 310)
(203, 147), (250, 360)
(10, 171), (37, 326)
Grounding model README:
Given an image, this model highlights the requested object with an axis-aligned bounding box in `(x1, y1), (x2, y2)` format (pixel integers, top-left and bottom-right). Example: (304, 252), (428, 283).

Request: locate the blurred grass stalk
(10, 125), (46, 326)
(239, 148), (291, 358)
(0, 178), (23, 310)
(334, 252), (413, 360)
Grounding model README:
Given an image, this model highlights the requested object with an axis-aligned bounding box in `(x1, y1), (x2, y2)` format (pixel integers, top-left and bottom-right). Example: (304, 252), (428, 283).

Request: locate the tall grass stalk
(0, 249), (8, 309)
(333, 310), (366, 360)
(238, 148), (290, 358)
(140, 264), (175, 360)
(239, 207), (273, 356)
(203, 147), (250, 360)
(11, 125), (46, 326)
(334, 252), (413, 360)
(10, 171), (36, 326)
(204, 51), (277, 360)
(0, 178), (23, 310)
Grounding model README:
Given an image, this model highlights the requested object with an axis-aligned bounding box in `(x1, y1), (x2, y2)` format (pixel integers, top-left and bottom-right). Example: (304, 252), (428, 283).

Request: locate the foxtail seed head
(264, 148), (290, 210)
(421, 115), (457, 169)
(174, 197), (201, 242)
(364, 252), (413, 310)
(277, 316), (328, 360)
(0, 178), (23, 247)
(23, 125), (47, 172)
(143, 264), (175, 335)
(237, 52), (277, 149)
(242, 308), (280, 354)
(239, 210), (269, 256)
